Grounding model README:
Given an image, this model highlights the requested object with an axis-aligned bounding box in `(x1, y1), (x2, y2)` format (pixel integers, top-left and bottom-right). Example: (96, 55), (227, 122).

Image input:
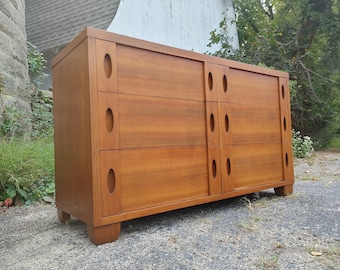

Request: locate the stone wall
(0, 0), (30, 118)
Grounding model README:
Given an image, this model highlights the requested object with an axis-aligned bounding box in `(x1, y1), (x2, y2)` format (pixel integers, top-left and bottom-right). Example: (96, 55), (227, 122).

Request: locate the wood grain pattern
(221, 145), (234, 193)
(228, 68), (279, 107)
(53, 39), (94, 224)
(117, 45), (204, 101)
(119, 147), (209, 212)
(99, 150), (121, 217)
(232, 144), (284, 189)
(118, 94), (206, 149)
(95, 39), (118, 92)
(98, 92), (120, 150)
(52, 27), (294, 244)
(230, 104), (281, 145)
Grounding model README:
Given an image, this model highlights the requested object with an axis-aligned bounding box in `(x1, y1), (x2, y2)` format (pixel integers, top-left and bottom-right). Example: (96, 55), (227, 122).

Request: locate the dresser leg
(87, 223), (121, 245)
(274, 184), (293, 196)
(57, 209), (70, 223)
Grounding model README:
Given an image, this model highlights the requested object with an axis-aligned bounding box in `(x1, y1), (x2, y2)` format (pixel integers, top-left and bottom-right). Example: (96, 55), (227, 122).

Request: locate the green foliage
(27, 42), (48, 88)
(1, 43), (53, 140)
(0, 103), (30, 139)
(0, 92), (54, 205)
(0, 137), (54, 205)
(2, 42), (53, 139)
(1, 71), (30, 139)
(0, 45), (55, 205)
(30, 91), (54, 139)
(0, 75), (4, 93)
(209, 0), (340, 146)
(292, 129), (314, 158)
(0, 93), (53, 140)
(327, 136), (340, 149)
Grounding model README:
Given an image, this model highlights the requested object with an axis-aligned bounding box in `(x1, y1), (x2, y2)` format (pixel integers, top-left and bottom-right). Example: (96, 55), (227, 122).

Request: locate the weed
(30, 90), (54, 139)
(238, 220), (257, 231)
(240, 196), (254, 211)
(0, 137), (54, 205)
(256, 253), (280, 269)
(285, 193), (300, 199)
(27, 42), (48, 88)
(201, 217), (211, 224)
(292, 129), (314, 158)
(252, 216), (261, 222)
(0, 103), (31, 139)
(0, 44), (55, 206)
(239, 192), (268, 210)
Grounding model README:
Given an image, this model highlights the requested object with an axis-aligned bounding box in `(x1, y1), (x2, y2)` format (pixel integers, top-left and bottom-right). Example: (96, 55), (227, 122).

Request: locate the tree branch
(298, 60), (314, 92)
(297, 59), (340, 86)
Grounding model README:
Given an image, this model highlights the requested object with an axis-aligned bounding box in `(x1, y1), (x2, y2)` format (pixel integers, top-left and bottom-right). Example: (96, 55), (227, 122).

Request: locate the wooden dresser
(52, 27), (294, 245)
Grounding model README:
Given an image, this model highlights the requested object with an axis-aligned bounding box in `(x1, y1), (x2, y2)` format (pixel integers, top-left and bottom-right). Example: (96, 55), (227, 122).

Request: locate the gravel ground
(1, 151), (339, 270)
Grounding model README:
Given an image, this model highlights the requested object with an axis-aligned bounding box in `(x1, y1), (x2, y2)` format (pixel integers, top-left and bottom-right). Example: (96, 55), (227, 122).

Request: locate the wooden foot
(57, 209), (70, 223)
(87, 223), (121, 245)
(274, 184), (293, 196)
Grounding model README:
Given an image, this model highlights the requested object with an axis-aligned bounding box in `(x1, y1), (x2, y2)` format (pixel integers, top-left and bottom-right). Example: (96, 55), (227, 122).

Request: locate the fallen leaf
(4, 198), (13, 207)
(311, 251), (322, 256)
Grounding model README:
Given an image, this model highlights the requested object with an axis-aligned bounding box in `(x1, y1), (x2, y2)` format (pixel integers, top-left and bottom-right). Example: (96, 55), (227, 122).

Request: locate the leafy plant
(209, 0), (340, 146)
(0, 137), (54, 205)
(0, 41), (55, 207)
(30, 92), (54, 139)
(27, 43), (54, 139)
(292, 129), (314, 158)
(0, 103), (30, 139)
(27, 42), (48, 88)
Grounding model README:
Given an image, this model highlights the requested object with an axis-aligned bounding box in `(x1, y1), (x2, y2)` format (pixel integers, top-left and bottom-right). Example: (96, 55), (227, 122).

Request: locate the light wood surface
(53, 27), (294, 245)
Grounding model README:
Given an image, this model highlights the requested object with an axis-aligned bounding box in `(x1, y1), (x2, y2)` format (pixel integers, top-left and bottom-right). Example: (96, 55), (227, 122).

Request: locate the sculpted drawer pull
(210, 114), (215, 132)
(104, 53), (112, 78)
(107, 169), (116, 193)
(106, 108), (114, 132)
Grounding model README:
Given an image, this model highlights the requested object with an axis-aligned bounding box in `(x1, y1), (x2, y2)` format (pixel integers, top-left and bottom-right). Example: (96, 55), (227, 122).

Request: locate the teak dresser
(52, 27), (294, 245)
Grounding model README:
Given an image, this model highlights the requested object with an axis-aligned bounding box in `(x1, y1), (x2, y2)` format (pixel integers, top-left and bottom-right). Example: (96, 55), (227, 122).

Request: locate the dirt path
(1, 151), (339, 269)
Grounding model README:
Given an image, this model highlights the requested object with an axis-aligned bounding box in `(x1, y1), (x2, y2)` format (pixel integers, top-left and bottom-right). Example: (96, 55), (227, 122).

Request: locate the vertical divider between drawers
(204, 62), (222, 195)
(218, 65), (234, 192)
(96, 39), (121, 218)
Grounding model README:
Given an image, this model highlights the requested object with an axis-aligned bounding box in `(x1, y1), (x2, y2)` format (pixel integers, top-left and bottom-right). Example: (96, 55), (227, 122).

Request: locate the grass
(238, 220), (258, 231)
(256, 254), (280, 269)
(0, 136), (54, 204)
(327, 136), (340, 151)
(306, 245), (340, 267)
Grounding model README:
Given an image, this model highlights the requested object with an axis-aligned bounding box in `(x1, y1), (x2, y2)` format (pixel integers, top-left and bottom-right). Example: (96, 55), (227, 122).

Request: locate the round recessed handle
(210, 114), (215, 132)
(104, 53), (112, 78)
(225, 114), (229, 132)
(107, 169), (116, 193)
(223, 75), (228, 93)
(212, 160), (217, 178)
(208, 72), (213, 91)
(283, 117), (287, 131)
(226, 158), (231, 175)
(106, 108), (114, 132)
